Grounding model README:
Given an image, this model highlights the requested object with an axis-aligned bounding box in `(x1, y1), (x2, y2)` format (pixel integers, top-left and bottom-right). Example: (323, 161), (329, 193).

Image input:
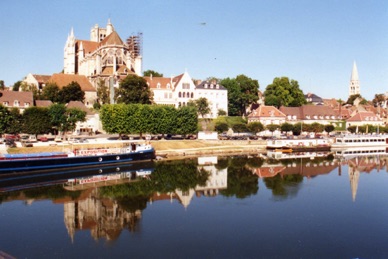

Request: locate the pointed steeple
(106, 19), (114, 35)
(349, 61), (360, 97)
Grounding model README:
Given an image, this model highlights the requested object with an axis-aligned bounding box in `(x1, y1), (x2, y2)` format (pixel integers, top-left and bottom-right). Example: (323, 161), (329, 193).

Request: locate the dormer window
(216, 84), (219, 89)
(3, 101), (8, 106)
(167, 83), (170, 89)
(25, 103), (30, 107)
(157, 83), (161, 89)
(204, 84), (208, 88)
(14, 100), (20, 107)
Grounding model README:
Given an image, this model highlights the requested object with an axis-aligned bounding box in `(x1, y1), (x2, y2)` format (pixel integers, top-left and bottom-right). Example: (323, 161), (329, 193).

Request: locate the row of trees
(100, 104), (198, 136)
(0, 104), (86, 137)
(215, 120), (335, 136)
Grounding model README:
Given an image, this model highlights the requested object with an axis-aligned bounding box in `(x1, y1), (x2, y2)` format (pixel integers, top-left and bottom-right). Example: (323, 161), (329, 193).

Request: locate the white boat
(333, 146), (388, 159)
(266, 137), (332, 151)
(331, 134), (388, 149)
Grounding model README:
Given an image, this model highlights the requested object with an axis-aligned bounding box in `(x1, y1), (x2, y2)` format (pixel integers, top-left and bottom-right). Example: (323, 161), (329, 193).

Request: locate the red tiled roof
(347, 111), (382, 122)
(248, 105), (286, 118)
(99, 31), (124, 46)
(32, 74), (51, 84)
(35, 100), (53, 107)
(48, 74), (95, 92)
(280, 105), (336, 119)
(66, 101), (94, 115)
(144, 74), (184, 90)
(76, 40), (99, 54)
(0, 91), (33, 107)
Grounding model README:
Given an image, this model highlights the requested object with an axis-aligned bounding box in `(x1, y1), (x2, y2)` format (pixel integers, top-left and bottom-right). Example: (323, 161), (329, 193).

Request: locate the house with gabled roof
(247, 105), (286, 125)
(23, 73), (51, 91)
(305, 93), (323, 105)
(48, 74), (97, 108)
(35, 100), (53, 108)
(280, 105), (339, 125)
(144, 71), (228, 118)
(0, 90), (33, 113)
(346, 111), (384, 128)
(66, 101), (102, 135)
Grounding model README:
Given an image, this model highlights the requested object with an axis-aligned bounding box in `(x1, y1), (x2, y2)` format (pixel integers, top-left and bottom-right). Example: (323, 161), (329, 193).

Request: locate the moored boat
(266, 137), (332, 152)
(331, 134), (388, 149)
(0, 142), (155, 173)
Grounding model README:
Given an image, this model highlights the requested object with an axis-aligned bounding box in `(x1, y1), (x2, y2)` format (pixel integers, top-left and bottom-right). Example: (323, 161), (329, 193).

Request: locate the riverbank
(2, 139), (267, 158)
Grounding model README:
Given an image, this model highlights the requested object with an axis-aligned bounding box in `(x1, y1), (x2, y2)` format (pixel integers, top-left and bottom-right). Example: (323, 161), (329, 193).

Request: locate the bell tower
(349, 61), (360, 97)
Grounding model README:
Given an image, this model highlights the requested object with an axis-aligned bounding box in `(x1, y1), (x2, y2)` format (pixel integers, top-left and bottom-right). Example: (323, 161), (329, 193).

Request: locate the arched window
(178, 92), (181, 98)
(183, 92), (186, 98)
(191, 93), (194, 98)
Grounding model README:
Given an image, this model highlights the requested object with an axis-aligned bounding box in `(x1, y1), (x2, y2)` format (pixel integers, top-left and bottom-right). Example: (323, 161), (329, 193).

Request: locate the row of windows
(3, 101), (30, 107)
(178, 92), (194, 98)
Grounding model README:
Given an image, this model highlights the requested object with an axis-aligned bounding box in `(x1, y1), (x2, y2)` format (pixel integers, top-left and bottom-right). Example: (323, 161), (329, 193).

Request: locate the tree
(220, 75), (259, 116)
(232, 123), (248, 133)
(41, 83), (60, 102)
(48, 103), (86, 135)
(7, 108), (23, 134)
(266, 124), (278, 134)
(96, 79), (110, 105)
(247, 122), (264, 134)
(189, 97), (211, 118)
(372, 93), (386, 107)
(115, 75), (153, 104)
(143, 70), (163, 77)
(58, 81), (85, 103)
(324, 124), (335, 133)
(346, 94), (366, 105)
(264, 77), (306, 108)
(12, 81), (22, 91)
(215, 122), (229, 133)
(218, 109), (227, 116)
(0, 105), (12, 135)
(22, 107), (52, 135)
(280, 122), (294, 133)
(0, 80), (4, 90)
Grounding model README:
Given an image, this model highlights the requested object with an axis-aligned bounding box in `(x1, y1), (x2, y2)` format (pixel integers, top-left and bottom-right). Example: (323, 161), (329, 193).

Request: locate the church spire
(349, 61), (360, 97)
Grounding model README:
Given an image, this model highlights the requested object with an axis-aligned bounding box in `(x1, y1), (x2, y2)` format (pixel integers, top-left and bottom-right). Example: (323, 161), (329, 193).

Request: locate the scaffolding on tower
(126, 32), (143, 59)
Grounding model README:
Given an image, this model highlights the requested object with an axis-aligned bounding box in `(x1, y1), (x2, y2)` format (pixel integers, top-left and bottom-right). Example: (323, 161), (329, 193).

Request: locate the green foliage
(191, 97), (211, 118)
(0, 80), (4, 90)
(264, 77), (306, 108)
(12, 81), (22, 91)
(372, 93), (386, 107)
(115, 75), (153, 104)
(232, 123), (248, 133)
(41, 83), (60, 102)
(22, 107), (52, 135)
(97, 79), (110, 105)
(292, 122), (303, 135)
(266, 124), (278, 132)
(280, 122), (294, 132)
(215, 121), (229, 133)
(324, 124), (335, 133)
(100, 104), (198, 136)
(7, 108), (23, 134)
(218, 109), (227, 116)
(0, 104), (12, 134)
(58, 81), (85, 103)
(263, 173), (303, 197)
(48, 103), (86, 134)
(247, 122), (264, 133)
(309, 122), (325, 133)
(220, 75), (259, 116)
(143, 70), (163, 77)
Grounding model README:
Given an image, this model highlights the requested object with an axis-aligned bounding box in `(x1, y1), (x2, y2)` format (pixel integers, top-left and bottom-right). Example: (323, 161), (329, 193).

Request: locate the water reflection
(1, 153), (387, 243)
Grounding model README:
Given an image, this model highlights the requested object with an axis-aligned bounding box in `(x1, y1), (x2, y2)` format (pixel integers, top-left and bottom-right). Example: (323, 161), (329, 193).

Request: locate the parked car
(54, 136), (62, 142)
(39, 136), (48, 142)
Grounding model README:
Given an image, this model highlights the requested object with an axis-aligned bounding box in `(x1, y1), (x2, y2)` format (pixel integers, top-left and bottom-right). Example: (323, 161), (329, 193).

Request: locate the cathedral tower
(349, 61), (360, 97)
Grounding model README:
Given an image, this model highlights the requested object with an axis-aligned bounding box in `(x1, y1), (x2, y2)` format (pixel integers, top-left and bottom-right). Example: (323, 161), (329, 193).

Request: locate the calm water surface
(0, 154), (387, 258)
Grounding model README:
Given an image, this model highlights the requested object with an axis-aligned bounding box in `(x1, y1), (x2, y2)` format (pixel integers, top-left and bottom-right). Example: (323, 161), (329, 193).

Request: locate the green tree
(41, 83), (60, 102)
(218, 109), (227, 116)
(266, 124), (278, 133)
(0, 80), (5, 90)
(346, 94), (367, 105)
(189, 97), (211, 118)
(143, 70), (163, 77)
(324, 124), (335, 133)
(58, 81), (85, 103)
(247, 122), (264, 134)
(310, 122), (325, 133)
(280, 122), (294, 133)
(175, 106), (198, 135)
(115, 75), (153, 104)
(96, 79), (110, 105)
(12, 81), (22, 91)
(215, 121), (229, 133)
(220, 75), (259, 116)
(22, 107), (52, 135)
(7, 108), (23, 134)
(232, 123), (248, 133)
(0, 105), (12, 135)
(372, 93), (386, 107)
(48, 103), (86, 135)
(264, 77), (306, 108)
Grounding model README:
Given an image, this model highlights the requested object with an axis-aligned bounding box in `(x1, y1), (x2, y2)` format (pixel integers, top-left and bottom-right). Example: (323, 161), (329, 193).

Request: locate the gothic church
(63, 19), (142, 88)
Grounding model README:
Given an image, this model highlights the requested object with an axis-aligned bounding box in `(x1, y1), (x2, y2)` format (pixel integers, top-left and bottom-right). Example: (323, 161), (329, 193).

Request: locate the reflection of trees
(246, 157), (264, 168)
(215, 157), (229, 170)
(263, 174), (303, 197)
(220, 157), (258, 199)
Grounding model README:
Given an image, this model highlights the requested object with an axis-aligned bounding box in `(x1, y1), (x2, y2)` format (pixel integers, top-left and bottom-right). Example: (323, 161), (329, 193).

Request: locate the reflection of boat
(0, 161), (155, 193)
(331, 134), (388, 149)
(0, 143), (155, 173)
(266, 138), (331, 151)
(333, 146), (388, 159)
(274, 148), (293, 153)
(266, 150), (331, 160)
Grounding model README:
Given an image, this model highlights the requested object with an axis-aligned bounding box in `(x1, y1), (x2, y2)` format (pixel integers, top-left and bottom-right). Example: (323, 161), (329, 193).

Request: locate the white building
(349, 61), (360, 97)
(144, 72), (228, 118)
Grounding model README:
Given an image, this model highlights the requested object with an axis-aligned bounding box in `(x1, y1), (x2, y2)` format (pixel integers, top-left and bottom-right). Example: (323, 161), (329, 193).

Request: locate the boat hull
(0, 149), (156, 174)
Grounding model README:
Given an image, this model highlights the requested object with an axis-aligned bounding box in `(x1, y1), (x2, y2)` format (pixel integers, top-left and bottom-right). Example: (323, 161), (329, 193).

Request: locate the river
(0, 153), (387, 258)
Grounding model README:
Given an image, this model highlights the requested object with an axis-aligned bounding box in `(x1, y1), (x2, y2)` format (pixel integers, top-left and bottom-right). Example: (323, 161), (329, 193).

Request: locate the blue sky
(1, 0), (387, 101)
